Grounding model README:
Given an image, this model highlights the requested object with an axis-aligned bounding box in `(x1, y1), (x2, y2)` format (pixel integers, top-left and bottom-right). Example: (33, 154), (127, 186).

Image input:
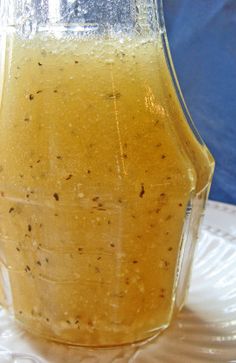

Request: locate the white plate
(0, 200), (236, 363)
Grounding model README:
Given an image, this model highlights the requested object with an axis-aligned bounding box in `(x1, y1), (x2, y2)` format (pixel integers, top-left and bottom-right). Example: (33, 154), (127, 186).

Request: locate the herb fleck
(92, 196), (99, 202)
(29, 94), (34, 101)
(107, 91), (121, 100)
(87, 319), (93, 327)
(53, 193), (59, 201)
(28, 224), (32, 232)
(9, 207), (15, 213)
(139, 183), (145, 198)
(65, 174), (73, 180)
(164, 260), (169, 268)
(125, 277), (130, 285)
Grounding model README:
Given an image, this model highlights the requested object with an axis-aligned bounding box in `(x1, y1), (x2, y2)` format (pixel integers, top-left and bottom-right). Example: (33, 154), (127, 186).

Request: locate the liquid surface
(0, 33), (213, 346)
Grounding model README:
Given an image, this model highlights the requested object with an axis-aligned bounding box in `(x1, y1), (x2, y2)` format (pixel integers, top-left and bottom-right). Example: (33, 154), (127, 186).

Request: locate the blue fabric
(163, 0), (236, 205)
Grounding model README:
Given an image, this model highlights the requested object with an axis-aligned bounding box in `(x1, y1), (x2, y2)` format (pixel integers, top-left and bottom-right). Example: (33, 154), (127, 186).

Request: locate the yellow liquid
(0, 34), (213, 346)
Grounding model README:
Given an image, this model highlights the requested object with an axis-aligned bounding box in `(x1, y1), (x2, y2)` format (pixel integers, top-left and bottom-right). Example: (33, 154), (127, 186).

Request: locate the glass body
(0, 0), (214, 347)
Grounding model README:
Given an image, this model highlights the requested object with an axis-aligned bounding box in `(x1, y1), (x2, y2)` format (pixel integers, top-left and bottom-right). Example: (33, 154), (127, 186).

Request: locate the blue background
(163, 0), (236, 205)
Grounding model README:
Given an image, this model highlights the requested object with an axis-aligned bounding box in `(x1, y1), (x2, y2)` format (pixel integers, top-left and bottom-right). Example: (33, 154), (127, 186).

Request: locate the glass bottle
(0, 0), (214, 347)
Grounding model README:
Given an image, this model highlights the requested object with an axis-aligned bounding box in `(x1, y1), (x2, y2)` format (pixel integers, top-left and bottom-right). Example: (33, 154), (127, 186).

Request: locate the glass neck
(0, 0), (165, 39)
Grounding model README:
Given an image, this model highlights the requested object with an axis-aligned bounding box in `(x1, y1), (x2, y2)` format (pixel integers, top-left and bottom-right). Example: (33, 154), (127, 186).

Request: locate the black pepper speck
(53, 193), (59, 201)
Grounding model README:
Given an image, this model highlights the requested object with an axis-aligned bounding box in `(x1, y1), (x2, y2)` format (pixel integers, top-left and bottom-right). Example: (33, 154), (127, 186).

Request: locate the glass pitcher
(0, 0), (214, 347)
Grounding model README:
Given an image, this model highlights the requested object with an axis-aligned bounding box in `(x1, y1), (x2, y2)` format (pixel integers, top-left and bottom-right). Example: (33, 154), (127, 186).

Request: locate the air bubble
(19, 19), (37, 38)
